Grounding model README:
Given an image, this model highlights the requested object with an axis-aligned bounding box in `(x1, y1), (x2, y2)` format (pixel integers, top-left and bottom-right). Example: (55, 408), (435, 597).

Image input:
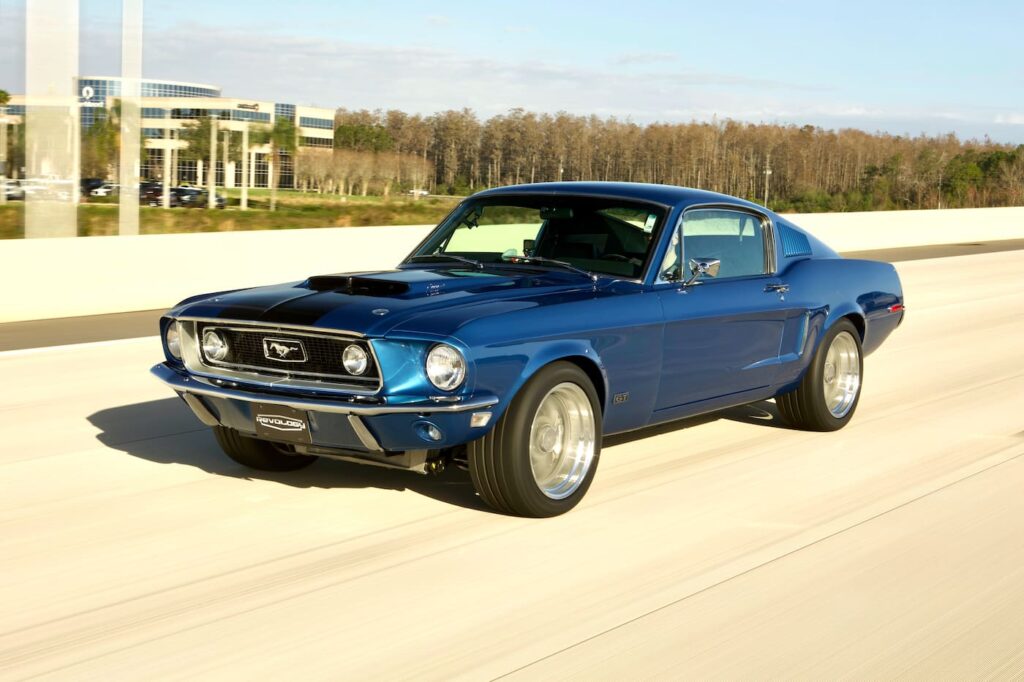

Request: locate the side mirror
(682, 257), (720, 287)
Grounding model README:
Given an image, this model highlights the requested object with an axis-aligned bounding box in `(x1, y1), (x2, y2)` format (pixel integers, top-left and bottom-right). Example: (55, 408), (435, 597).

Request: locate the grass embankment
(0, 192), (458, 239)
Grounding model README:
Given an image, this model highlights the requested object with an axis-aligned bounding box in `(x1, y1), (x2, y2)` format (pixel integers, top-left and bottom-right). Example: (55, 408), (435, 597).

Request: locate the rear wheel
(213, 426), (318, 471)
(469, 362), (601, 517)
(776, 319), (863, 431)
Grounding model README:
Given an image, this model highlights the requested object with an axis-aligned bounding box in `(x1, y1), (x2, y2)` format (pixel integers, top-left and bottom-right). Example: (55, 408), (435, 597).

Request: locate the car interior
(530, 210), (653, 278)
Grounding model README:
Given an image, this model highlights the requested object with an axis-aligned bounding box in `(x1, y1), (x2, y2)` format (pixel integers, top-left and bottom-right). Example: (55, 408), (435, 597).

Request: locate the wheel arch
(483, 341), (610, 425)
(839, 311), (865, 342)
(557, 355), (607, 415)
(824, 304), (866, 343)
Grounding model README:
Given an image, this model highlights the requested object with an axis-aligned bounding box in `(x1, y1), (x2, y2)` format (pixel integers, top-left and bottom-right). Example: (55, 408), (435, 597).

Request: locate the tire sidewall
(501, 362), (603, 517)
(807, 319), (864, 430)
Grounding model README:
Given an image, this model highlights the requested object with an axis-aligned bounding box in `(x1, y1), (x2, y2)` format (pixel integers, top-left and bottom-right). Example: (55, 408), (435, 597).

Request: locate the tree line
(324, 108), (1024, 211)
(4, 93), (1022, 212)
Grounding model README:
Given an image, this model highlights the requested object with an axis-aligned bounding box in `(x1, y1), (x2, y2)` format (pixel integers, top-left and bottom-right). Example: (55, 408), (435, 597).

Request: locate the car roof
(472, 181), (767, 211)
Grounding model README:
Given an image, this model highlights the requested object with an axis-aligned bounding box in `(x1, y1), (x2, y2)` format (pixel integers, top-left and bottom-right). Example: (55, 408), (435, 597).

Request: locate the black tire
(212, 426), (318, 471)
(776, 318), (863, 432)
(468, 362), (602, 517)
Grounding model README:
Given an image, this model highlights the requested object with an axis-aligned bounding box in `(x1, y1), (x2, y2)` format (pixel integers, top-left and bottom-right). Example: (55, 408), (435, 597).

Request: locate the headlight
(425, 344), (466, 391)
(202, 329), (229, 361)
(165, 322), (181, 359)
(342, 344), (368, 375)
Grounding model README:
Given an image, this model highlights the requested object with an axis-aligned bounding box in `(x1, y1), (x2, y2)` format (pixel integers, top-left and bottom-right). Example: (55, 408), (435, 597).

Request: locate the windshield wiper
(501, 255), (597, 282)
(409, 253), (484, 270)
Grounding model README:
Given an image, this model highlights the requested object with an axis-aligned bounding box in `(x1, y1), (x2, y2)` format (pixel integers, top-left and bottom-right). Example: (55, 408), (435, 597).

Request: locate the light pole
(763, 158), (772, 208)
(241, 121), (249, 210)
(208, 113), (217, 209)
(222, 127), (229, 195)
(0, 106), (8, 206)
(161, 110), (171, 209)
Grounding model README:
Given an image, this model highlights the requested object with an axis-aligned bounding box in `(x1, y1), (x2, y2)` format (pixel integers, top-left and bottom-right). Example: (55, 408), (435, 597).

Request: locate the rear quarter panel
(781, 255), (904, 359)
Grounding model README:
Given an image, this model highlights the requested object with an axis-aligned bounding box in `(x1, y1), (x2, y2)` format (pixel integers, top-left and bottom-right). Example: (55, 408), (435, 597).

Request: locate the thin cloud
(995, 113), (1024, 125)
(614, 51), (678, 66)
(5, 13), (1020, 142)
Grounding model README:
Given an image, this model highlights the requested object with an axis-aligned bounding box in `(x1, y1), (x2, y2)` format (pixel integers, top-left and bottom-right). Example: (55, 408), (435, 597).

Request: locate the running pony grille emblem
(262, 337), (308, 363)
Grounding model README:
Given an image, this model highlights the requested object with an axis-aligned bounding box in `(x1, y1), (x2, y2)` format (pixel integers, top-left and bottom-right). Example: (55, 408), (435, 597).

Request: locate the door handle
(764, 283), (790, 293)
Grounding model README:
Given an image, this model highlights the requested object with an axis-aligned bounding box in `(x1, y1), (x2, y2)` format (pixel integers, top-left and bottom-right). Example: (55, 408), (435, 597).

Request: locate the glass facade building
(7, 77), (336, 189)
(78, 77), (221, 100)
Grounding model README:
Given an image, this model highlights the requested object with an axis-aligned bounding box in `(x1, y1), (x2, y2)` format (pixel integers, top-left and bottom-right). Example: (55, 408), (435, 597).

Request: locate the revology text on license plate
(253, 404), (312, 444)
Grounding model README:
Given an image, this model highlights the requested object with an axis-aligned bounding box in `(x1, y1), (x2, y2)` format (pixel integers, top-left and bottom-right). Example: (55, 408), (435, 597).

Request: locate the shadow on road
(604, 400), (789, 447)
(87, 397), (489, 512)
(88, 397), (788, 512)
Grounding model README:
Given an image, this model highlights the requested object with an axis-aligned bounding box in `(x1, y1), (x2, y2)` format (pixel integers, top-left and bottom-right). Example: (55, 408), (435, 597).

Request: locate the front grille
(197, 323), (378, 384)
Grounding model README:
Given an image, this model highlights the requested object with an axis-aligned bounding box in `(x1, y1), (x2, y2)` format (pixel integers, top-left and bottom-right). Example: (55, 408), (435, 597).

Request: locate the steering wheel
(605, 253), (643, 266)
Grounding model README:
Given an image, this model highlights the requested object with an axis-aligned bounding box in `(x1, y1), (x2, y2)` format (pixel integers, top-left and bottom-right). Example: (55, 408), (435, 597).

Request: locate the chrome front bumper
(152, 362), (500, 453)
(150, 363), (498, 416)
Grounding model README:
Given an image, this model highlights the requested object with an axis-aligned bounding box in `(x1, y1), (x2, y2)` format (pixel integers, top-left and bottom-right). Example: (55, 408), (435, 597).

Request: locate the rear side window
(682, 208), (769, 279)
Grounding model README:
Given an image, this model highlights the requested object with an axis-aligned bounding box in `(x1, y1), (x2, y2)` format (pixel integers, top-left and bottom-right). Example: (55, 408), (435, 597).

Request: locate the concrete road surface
(1, 250), (1022, 679)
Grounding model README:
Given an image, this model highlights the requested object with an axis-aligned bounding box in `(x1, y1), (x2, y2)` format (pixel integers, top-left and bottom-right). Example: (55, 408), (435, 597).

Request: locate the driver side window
(661, 208), (769, 281)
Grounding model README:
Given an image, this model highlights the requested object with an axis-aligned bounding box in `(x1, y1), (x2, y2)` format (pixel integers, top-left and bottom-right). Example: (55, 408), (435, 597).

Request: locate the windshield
(408, 196), (666, 279)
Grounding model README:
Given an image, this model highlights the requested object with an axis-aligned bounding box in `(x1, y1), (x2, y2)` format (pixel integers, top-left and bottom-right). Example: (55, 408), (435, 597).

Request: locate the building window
(275, 103), (296, 121)
(177, 159), (198, 185)
(230, 109), (271, 123)
(299, 116), (333, 130)
(253, 153), (269, 188)
(142, 148), (164, 180)
(300, 136), (333, 148)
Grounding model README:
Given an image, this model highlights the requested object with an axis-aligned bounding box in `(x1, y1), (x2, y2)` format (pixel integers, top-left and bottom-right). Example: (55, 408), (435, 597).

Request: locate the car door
(655, 206), (797, 412)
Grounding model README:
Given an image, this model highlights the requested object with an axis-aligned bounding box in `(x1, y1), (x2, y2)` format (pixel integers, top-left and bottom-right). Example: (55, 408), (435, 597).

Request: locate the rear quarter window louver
(779, 223), (812, 258)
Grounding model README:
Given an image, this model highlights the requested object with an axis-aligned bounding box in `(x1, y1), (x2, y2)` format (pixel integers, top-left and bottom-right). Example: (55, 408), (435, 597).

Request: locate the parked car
(174, 186), (226, 209)
(406, 188), (429, 197)
(152, 182), (904, 516)
(90, 183), (118, 197)
(3, 179), (25, 200)
(140, 182), (180, 208)
(81, 177), (105, 196)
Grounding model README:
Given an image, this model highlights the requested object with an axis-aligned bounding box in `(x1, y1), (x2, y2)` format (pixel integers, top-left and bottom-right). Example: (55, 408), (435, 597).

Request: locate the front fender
(471, 338), (608, 426)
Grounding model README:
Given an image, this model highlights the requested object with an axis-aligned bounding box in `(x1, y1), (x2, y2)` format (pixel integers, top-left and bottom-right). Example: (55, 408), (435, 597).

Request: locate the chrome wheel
(822, 331), (861, 418)
(528, 382), (597, 500)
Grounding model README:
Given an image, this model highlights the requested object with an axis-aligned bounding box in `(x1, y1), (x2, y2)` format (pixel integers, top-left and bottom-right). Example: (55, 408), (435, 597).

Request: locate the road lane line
(498, 445), (1024, 680)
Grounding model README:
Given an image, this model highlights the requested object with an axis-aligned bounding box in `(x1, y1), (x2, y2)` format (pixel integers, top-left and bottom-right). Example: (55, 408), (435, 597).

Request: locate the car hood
(171, 267), (607, 339)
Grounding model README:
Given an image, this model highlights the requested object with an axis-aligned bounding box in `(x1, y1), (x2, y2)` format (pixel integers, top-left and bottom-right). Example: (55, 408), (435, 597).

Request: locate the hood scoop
(304, 275), (410, 296)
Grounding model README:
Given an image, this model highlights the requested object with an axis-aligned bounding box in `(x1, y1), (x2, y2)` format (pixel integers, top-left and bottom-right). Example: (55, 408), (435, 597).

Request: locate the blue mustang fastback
(153, 182), (904, 516)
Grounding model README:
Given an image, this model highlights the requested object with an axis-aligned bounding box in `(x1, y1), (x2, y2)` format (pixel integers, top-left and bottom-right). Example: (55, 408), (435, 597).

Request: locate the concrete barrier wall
(791, 206), (1024, 252)
(0, 225), (433, 323)
(1, 206), (1022, 323)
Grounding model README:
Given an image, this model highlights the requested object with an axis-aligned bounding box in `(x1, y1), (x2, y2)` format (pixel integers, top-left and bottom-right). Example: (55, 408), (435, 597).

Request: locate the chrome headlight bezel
(342, 344), (369, 376)
(164, 322), (181, 360)
(202, 329), (229, 362)
(425, 343), (466, 391)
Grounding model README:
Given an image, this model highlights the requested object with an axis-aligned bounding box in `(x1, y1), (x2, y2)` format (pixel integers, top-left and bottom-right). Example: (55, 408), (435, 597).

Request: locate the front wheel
(776, 319), (863, 431)
(213, 426), (318, 471)
(468, 362), (602, 517)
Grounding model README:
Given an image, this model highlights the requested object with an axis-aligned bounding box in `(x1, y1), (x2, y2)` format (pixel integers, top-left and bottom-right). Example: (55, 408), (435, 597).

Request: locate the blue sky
(2, 0), (1023, 142)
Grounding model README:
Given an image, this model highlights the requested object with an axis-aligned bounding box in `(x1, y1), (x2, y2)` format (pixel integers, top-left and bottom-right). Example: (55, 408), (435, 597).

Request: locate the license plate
(253, 404), (312, 444)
